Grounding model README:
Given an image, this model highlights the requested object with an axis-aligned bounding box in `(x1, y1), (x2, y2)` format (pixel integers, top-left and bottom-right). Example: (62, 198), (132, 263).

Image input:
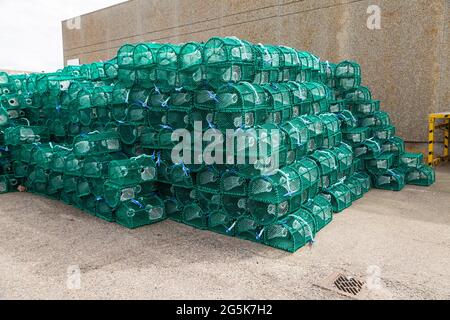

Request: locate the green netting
(73, 131), (121, 157)
(262, 83), (292, 124)
(178, 42), (204, 90)
(401, 165), (435, 186)
(182, 203), (208, 230)
(263, 211), (315, 252)
(371, 169), (405, 191)
(301, 194), (333, 231)
(222, 194), (248, 218)
(108, 154), (156, 186)
(335, 61), (362, 91)
(322, 183), (353, 213)
(103, 181), (145, 208)
(203, 37), (255, 88)
(365, 152), (394, 174)
(235, 215), (262, 242)
(0, 174), (18, 193)
(372, 125), (395, 141)
(4, 126), (49, 146)
(308, 149), (338, 188)
(399, 152), (423, 169)
(116, 196), (165, 229)
(253, 44), (282, 84)
(208, 211), (236, 235)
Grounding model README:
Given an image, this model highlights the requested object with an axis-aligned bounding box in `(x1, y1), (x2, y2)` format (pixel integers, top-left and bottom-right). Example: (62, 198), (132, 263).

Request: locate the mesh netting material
(0, 36), (435, 252)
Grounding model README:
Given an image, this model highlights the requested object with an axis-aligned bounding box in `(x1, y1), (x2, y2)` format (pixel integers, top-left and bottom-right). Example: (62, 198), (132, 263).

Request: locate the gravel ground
(0, 166), (449, 300)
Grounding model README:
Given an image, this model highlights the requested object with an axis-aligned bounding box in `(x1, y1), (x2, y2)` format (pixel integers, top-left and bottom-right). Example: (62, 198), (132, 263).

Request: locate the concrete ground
(0, 166), (449, 300)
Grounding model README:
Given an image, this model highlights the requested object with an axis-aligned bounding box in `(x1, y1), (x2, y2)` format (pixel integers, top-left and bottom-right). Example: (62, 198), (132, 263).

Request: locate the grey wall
(62, 0), (450, 143)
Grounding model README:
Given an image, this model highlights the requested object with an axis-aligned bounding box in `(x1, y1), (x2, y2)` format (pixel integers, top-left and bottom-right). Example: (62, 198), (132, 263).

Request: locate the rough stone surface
(0, 165), (449, 300)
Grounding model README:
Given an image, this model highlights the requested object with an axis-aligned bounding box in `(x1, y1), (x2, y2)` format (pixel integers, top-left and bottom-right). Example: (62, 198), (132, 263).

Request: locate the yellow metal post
(428, 116), (435, 166)
(444, 119), (449, 160)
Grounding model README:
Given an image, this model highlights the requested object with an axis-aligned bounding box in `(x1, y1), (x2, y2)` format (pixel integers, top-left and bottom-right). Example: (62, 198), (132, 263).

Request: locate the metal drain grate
(333, 274), (364, 296)
(316, 272), (368, 299)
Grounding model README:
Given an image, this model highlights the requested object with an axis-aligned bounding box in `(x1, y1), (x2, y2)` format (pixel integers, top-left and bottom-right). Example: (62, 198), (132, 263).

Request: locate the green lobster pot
(28, 165), (49, 184)
(350, 100), (380, 117)
(323, 183), (353, 213)
(0, 175), (18, 193)
(117, 44), (135, 69)
(365, 153), (394, 174)
(104, 181), (143, 208)
(247, 199), (291, 227)
(178, 42), (205, 90)
(35, 74), (75, 96)
(108, 155), (156, 187)
(299, 115), (324, 152)
(50, 147), (72, 172)
(116, 196), (165, 229)
(220, 169), (248, 196)
(253, 44), (282, 85)
(83, 152), (127, 178)
(280, 118), (310, 159)
(64, 153), (84, 176)
(321, 61), (336, 87)
(302, 194), (333, 231)
(308, 149), (338, 189)
(331, 143), (354, 174)
(63, 175), (77, 193)
(182, 203), (208, 230)
(372, 169), (405, 191)
(323, 132), (343, 149)
(344, 175), (364, 201)
(263, 212), (316, 253)
(335, 60), (362, 91)
(164, 198), (183, 221)
(297, 51), (319, 83)
(208, 211), (237, 236)
(71, 193), (88, 210)
(249, 165), (304, 203)
(344, 86), (372, 102)
(104, 59), (119, 80)
(342, 126), (371, 145)
(173, 186), (197, 207)
(222, 195), (248, 218)
(73, 131), (121, 157)
(291, 158), (321, 201)
(13, 161), (29, 178)
(372, 125), (395, 141)
(353, 139), (382, 159)
(30, 143), (54, 169)
(4, 126), (49, 146)
(338, 110), (358, 130)
(203, 37), (255, 88)
(83, 195), (97, 216)
(303, 82), (330, 115)
(96, 198), (116, 222)
(277, 46), (301, 82)
(196, 166), (221, 193)
(75, 177), (91, 198)
(117, 122), (144, 145)
(197, 190), (223, 213)
(0, 157), (13, 175)
(354, 172), (372, 194)
(381, 136), (405, 165)
(235, 215), (262, 242)
(91, 85), (113, 108)
(132, 43), (160, 87)
(118, 68), (136, 88)
(169, 163), (195, 188)
(60, 191), (73, 205)
(47, 172), (64, 195)
(359, 111), (390, 127)
(402, 165), (435, 186)
(286, 81), (311, 116)
(399, 153), (423, 169)
(156, 44), (181, 92)
(0, 106), (10, 127)
(214, 82), (267, 129)
(263, 83), (292, 124)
